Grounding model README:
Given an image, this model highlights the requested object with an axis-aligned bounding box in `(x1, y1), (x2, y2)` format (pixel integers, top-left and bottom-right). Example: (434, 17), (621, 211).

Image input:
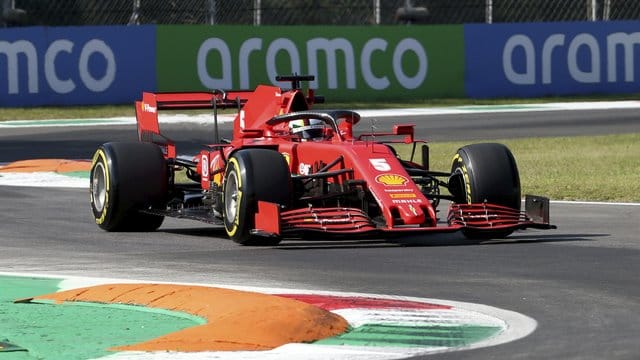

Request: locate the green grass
(393, 133), (640, 203)
(2, 93), (639, 121)
(0, 105), (134, 121)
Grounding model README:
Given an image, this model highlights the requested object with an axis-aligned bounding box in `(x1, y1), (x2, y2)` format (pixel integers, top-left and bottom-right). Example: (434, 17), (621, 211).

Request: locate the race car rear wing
(135, 75), (323, 157)
(135, 90), (253, 157)
(140, 90), (254, 111)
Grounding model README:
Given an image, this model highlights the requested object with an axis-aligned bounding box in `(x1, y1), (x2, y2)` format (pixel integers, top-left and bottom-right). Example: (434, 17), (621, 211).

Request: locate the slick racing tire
(90, 142), (167, 232)
(450, 143), (521, 239)
(223, 149), (291, 246)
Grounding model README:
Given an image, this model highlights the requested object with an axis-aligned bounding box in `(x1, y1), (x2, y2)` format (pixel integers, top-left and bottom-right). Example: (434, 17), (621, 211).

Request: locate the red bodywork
(135, 81), (553, 238)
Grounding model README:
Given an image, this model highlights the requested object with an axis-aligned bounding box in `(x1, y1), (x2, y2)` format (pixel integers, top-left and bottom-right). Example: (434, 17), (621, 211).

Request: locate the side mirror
(393, 124), (415, 143)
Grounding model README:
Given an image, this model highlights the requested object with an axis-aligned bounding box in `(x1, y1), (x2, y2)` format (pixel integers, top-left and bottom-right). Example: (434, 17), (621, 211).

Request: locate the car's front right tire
(449, 143), (521, 239)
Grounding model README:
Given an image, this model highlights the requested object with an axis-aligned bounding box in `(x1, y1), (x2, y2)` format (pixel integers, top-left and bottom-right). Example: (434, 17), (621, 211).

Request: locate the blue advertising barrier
(0, 26), (155, 106)
(2, 22), (640, 106)
(465, 21), (640, 98)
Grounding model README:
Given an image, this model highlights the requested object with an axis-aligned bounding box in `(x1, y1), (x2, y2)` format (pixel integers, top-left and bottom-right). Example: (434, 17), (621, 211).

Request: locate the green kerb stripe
(315, 324), (502, 348)
(61, 171), (90, 178)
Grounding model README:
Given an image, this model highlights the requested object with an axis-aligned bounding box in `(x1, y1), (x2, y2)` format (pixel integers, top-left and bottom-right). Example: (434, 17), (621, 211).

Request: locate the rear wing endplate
(135, 90), (253, 156)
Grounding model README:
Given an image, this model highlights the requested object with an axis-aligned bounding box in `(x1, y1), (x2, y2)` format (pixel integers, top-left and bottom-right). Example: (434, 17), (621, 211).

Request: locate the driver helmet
(289, 118), (326, 140)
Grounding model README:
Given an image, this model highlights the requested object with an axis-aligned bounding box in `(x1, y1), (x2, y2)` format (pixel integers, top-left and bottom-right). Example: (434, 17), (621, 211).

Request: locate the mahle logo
(196, 37), (428, 91)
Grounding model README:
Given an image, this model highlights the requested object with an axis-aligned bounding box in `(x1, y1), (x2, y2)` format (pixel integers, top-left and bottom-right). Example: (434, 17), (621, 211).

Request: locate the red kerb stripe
(278, 294), (451, 311)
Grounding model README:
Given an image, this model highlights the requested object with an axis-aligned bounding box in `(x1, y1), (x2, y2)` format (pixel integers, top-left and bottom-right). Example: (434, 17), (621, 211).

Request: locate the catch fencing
(3, 0), (640, 27)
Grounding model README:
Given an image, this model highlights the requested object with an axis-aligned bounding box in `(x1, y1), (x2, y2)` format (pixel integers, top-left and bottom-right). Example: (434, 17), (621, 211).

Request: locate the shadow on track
(477, 233), (607, 245)
(158, 226), (605, 250)
(394, 232), (605, 247)
(161, 227), (228, 238)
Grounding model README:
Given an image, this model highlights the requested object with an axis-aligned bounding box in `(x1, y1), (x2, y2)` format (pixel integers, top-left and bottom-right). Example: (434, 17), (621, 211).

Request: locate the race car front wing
(252, 195), (556, 238)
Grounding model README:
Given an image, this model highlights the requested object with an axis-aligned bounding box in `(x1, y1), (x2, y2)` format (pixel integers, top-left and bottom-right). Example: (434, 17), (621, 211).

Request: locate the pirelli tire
(223, 149), (291, 246)
(450, 143), (521, 239)
(90, 142), (167, 232)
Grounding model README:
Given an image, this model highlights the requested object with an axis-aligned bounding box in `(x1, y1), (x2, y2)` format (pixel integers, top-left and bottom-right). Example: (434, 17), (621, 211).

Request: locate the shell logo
(375, 174), (408, 186)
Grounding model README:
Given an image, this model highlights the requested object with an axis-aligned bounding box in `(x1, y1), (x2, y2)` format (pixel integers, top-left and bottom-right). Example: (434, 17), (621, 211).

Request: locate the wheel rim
(224, 170), (239, 222)
(91, 162), (107, 212)
(452, 167), (470, 204)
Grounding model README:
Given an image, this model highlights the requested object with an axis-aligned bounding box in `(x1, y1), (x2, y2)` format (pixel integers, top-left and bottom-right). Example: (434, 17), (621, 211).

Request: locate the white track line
(2, 101), (640, 128)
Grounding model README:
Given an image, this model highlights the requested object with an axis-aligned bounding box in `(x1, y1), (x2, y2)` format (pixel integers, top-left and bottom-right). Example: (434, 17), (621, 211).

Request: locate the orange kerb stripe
(34, 283), (349, 352)
(0, 159), (91, 173)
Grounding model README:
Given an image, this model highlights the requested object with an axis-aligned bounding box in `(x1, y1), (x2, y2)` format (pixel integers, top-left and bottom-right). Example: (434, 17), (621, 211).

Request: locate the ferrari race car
(90, 75), (555, 245)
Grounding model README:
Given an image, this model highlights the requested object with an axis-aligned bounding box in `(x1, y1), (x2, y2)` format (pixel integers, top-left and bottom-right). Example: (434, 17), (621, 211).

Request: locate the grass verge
(2, 93), (639, 121)
(393, 133), (640, 203)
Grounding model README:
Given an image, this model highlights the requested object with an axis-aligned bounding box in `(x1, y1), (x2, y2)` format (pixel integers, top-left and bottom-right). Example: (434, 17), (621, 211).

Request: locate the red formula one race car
(90, 75), (555, 245)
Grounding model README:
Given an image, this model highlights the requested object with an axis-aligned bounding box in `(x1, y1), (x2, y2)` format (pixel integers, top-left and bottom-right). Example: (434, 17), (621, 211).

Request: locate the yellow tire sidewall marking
(224, 157), (243, 237)
(452, 154), (472, 204)
(91, 149), (110, 225)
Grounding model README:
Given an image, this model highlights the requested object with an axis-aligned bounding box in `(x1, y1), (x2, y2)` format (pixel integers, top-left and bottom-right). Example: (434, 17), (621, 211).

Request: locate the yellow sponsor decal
(281, 152), (291, 166)
(375, 174), (408, 186)
(390, 193), (417, 199)
(211, 154), (224, 186)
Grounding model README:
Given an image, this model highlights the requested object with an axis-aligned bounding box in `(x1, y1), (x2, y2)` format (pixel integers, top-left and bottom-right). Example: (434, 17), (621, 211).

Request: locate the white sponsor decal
(197, 37), (428, 90)
(298, 163), (311, 175)
(369, 158), (391, 171)
(201, 154), (209, 178)
(392, 198), (423, 204)
(142, 103), (156, 113)
(503, 31), (640, 85)
(0, 38), (116, 95)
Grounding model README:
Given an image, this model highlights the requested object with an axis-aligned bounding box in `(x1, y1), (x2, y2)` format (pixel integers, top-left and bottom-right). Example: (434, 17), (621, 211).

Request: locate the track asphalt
(0, 160), (534, 359)
(1, 102), (637, 359)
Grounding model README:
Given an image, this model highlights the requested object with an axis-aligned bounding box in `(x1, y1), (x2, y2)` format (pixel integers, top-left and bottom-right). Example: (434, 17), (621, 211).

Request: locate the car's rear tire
(449, 143), (521, 239)
(223, 149), (291, 245)
(90, 142), (167, 231)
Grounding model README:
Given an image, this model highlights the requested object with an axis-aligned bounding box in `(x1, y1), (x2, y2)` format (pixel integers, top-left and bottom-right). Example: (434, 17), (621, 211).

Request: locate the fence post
(485, 0), (492, 24)
(1, 0), (26, 27)
(373, 0), (380, 24)
(0, 0), (7, 27)
(603, 0), (610, 20)
(128, 0), (140, 25)
(208, 0), (216, 25)
(587, 0), (597, 21)
(254, 0), (261, 25)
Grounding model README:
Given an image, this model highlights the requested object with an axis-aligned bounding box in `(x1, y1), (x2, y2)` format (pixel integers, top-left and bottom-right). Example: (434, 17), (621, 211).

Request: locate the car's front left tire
(222, 149), (291, 245)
